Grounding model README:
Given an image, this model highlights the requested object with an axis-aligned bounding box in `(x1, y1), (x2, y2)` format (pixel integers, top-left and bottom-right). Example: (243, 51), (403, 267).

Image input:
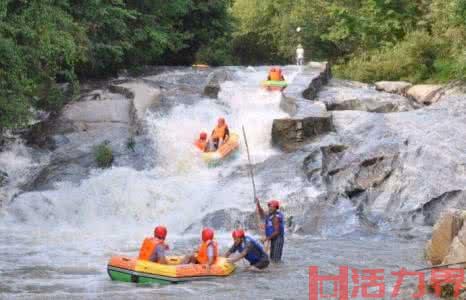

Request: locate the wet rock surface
(375, 81), (412, 94)
(319, 80), (414, 113)
(269, 70), (466, 235)
(203, 69), (234, 98)
(425, 209), (466, 266)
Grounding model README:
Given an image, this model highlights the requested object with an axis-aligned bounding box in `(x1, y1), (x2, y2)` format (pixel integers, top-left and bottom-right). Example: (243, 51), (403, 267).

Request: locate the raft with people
(107, 255), (235, 284)
(194, 118), (239, 167)
(107, 227), (236, 284)
(262, 67), (287, 91)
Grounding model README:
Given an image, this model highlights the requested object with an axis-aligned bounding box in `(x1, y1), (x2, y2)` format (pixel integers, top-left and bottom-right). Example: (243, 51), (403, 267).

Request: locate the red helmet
(200, 132), (207, 140)
(267, 199), (280, 209)
(218, 117), (225, 125)
(232, 229), (245, 239)
(202, 227), (214, 242)
(154, 226), (167, 239)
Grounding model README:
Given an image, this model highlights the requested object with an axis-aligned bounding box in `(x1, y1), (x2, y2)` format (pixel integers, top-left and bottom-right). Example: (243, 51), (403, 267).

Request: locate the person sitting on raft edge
(137, 225), (169, 264)
(224, 229), (270, 270)
(256, 198), (285, 263)
(195, 132), (209, 152)
(210, 117), (230, 150)
(182, 228), (218, 271)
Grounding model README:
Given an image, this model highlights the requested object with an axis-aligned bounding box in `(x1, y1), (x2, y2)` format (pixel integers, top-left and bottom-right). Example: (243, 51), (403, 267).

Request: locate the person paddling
(183, 228), (218, 271)
(256, 198), (285, 263)
(225, 229), (270, 270)
(210, 117), (230, 150)
(137, 226), (169, 264)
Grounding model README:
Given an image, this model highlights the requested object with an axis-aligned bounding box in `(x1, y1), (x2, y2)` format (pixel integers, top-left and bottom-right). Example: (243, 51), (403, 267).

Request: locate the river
(0, 66), (431, 299)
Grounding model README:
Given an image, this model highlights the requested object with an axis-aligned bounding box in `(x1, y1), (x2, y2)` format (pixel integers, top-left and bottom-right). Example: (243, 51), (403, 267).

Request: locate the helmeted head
(267, 199), (280, 213)
(154, 226), (167, 240)
(202, 227), (214, 242)
(232, 229), (245, 245)
(200, 132), (208, 140)
(217, 117), (225, 126)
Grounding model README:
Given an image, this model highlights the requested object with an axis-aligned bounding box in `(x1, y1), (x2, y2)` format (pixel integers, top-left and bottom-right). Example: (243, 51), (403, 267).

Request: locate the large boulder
(117, 81), (161, 122)
(406, 84), (443, 105)
(184, 208), (257, 233)
(425, 210), (464, 265)
(62, 98), (131, 125)
(375, 81), (412, 95)
(319, 80), (414, 113)
(203, 70), (233, 98)
(272, 112), (333, 151)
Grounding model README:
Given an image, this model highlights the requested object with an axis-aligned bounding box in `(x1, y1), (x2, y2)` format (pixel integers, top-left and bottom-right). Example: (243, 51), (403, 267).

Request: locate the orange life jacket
(269, 69), (282, 81)
(195, 139), (208, 152)
(211, 124), (228, 140)
(197, 240), (218, 264)
(138, 237), (165, 261)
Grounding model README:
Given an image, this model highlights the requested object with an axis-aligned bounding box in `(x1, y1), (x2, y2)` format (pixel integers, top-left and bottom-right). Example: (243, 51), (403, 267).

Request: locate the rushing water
(0, 66), (428, 299)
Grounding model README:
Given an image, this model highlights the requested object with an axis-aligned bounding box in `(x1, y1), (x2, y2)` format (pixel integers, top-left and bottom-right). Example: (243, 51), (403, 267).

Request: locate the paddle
(241, 125), (270, 252)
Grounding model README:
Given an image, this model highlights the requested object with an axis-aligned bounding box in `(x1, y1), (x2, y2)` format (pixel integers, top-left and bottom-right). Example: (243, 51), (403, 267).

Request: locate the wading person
(225, 229), (270, 270)
(256, 198), (285, 263)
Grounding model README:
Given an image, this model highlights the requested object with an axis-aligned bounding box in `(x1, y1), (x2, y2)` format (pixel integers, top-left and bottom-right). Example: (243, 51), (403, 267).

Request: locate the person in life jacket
(256, 198), (285, 263)
(183, 228), (218, 271)
(224, 229), (270, 270)
(210, 117), (230, 150)
(194, 132), (209, 152)
(137, 225), (169, 264)
(267, 67), (285, 81)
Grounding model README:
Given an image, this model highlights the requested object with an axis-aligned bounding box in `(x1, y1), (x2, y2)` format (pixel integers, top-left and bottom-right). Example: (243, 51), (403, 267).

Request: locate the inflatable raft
(192, 64), (209, 69)
(261, 80), (288, 91)
(202, 132), (239, 167)
(108, 256), (235, 284)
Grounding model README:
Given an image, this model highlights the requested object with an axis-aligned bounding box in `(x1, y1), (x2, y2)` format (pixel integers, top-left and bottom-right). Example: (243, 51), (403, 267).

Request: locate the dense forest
(1, 0), (465, 130)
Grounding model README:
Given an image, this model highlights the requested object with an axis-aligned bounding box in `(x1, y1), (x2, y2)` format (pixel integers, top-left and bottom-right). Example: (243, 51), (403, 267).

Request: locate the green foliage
(1, 0), (233, 130)
(94, 142), (114, 168)
(336, 31), (442, 83)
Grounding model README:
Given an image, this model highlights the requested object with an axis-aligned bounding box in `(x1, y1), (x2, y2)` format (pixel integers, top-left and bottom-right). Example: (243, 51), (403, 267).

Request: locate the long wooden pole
(242, 126), (270, 252)
(242, 125), (257, 201)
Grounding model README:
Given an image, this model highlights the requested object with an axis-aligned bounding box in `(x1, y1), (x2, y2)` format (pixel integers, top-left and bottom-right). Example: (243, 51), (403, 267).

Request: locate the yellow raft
(192, 64), (209, 69)
(202, 133), (239, 167)
(108, 255), (235, 284)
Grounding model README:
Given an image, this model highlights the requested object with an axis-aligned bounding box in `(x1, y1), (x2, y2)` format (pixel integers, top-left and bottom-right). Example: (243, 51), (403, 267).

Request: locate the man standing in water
(296, 44), (304, 66)
(256, 198), (285, 263)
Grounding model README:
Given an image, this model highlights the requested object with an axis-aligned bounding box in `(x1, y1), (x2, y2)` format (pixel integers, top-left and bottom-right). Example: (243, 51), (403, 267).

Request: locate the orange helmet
(200, 132), (207, 140)
(267, 199), (280, 209)
(232, 229), (245, 239)
(154, 226), (167, 239)
(202, 228), (214, 242)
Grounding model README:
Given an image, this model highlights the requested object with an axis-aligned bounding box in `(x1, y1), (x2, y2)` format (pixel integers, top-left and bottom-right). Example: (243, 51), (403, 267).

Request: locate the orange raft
(107, 255), (235, 284)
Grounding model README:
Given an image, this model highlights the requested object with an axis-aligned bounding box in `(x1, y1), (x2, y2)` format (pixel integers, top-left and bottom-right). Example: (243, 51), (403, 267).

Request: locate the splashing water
(0, 67), (427, 299)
